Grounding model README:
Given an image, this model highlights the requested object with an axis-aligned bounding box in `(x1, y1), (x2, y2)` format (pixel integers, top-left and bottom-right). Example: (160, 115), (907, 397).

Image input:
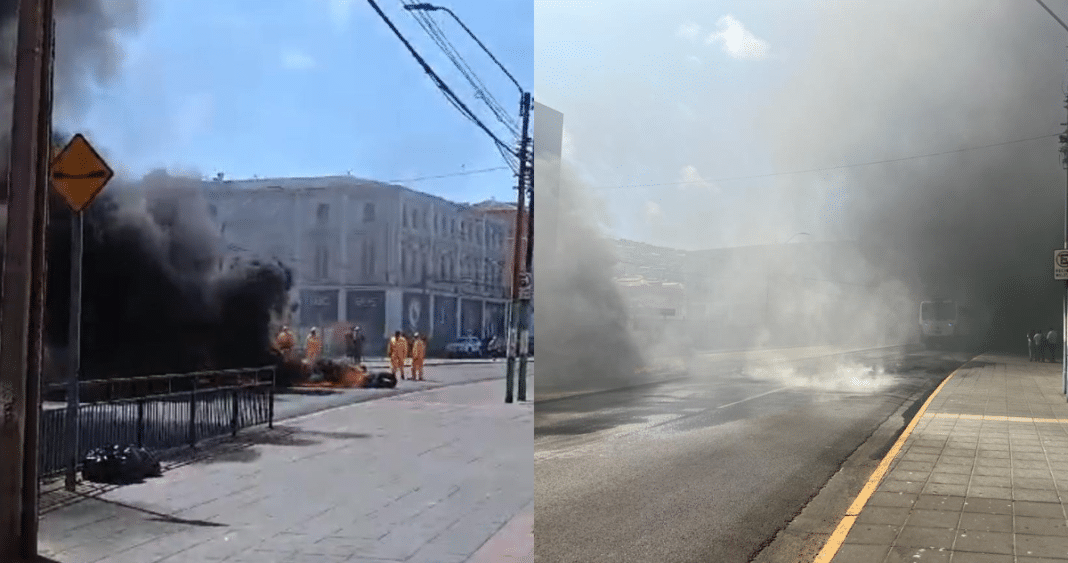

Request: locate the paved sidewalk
(822, 354), (1068, 562)
(37, 379), (533, 563)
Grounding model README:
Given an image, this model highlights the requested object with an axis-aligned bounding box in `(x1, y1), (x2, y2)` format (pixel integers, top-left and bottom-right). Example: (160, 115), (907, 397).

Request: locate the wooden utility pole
(505, 92), (531, 403)
(0, 0), (55, 558)
(517, 107), (533, 402)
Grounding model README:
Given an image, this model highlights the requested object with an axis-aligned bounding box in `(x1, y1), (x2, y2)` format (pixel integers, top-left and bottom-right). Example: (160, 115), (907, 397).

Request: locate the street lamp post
(403, 3), (524, 96)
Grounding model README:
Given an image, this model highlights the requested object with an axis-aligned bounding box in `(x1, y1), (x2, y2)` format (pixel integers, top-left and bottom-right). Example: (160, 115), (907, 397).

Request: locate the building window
(403, 206), (408, 228)
(364, 202), (375, 223)
(451, 219), (456, 237)
(317, 203), (329, 226)
(314, 245), (329, 279)
(412, 209), (419, 230)
(368, 242), (376, 277)
(208, 204), (218, 219)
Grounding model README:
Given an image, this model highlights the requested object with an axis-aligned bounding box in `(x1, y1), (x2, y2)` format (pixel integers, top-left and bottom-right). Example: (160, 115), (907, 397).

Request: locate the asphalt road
(534, 345), (971, 563)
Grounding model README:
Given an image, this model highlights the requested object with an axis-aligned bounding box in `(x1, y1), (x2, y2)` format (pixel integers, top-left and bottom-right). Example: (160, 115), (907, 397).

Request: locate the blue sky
(67, 0), (532, 205)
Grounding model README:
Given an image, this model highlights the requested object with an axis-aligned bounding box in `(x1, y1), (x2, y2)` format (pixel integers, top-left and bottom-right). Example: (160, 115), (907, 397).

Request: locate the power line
(402, 2), (519, 136)
(594, 133), (1061, 190)
(363, 0), (516, 159)
(387, 165), (509, 184)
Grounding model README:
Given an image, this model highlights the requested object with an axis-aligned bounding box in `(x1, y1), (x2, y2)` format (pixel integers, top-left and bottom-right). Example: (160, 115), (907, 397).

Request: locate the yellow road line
(924, 412), (1068, 424)
(812, 368), (959, 563)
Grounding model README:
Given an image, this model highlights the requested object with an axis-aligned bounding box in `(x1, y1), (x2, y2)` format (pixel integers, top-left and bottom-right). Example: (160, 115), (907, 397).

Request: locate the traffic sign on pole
(1055, 250), (1068, 280)
(51, 133), (113, 213)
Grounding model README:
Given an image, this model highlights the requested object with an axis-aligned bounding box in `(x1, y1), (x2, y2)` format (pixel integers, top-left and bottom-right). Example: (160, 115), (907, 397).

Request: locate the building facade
(203, 175), (513, 355)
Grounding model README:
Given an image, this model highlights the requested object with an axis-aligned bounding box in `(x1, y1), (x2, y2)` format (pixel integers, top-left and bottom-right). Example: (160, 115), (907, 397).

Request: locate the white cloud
(705, 15), (770, 60)
(687, 55), (702, 65)
(281, 48), (317, 70)
(676, 22), (701, 41)
(644, 200), (663, 224)
(328, 0), (355, 30)
(680, 165), (719, 194)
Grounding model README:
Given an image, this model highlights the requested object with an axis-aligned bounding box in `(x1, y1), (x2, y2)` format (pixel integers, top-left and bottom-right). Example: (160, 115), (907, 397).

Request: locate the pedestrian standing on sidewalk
(1034, 329), (1047, 362)
(350, 326), (365, 364)
(411, 333), (427, 381)
(1028, 329), (1037, 362)
(1047, 327), (1060, 363)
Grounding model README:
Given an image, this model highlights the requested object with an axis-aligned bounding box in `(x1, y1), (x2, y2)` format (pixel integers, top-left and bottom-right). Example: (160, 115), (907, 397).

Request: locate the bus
(920, 299), (975, 350)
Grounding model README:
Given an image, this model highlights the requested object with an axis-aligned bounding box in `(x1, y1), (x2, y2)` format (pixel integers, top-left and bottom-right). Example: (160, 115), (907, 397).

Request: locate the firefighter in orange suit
(275, 325), (296, 361)
(411, 333), (427, 381)
(389, 331), (409, 379)
(305, 327), (323, 363)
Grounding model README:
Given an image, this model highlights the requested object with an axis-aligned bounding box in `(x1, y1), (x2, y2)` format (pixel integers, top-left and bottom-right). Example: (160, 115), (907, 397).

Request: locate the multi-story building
(202, 175), (513, 354)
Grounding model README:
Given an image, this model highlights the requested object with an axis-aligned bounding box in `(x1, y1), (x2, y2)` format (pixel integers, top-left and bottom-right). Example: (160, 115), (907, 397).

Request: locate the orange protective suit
(389, 336), (409, 378)
(275, 329), (296, 359)
(305, 333), (322, 363)
(411, 338), (426, 381)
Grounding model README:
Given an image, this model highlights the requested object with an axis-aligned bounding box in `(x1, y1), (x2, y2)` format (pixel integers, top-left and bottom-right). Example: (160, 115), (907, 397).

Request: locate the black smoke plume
(45, 173), (293, 381)
(0, 1), (293, 381)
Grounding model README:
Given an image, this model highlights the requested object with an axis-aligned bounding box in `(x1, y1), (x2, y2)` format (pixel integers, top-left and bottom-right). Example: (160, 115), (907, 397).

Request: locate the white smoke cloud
(644, 200), (663, 224)
(705, 15), (769, 60)
(561, 125), (576, 161)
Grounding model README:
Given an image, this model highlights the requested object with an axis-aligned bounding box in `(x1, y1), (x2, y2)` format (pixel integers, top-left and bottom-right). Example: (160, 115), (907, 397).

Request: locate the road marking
(925, 412), (1068, 424)
(715, 387), (788, 409)
(812, 367), (959, 563)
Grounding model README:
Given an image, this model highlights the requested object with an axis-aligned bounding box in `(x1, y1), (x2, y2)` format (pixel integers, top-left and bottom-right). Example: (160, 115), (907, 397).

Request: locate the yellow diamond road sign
(51, 133), (113, 213)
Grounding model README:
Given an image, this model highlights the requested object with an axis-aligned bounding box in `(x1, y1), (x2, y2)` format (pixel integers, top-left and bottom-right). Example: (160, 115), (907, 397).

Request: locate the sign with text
(1056, 250), (1068, 280)
(300, 289), (338, 328)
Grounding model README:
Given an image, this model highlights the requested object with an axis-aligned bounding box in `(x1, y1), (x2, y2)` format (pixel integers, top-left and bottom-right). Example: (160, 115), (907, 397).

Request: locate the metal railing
(38, 366), (275, 479)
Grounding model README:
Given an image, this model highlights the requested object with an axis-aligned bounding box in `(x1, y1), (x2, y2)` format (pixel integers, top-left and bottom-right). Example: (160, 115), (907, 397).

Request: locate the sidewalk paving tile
(823, 355), (1068, 562)
(38, 378), (533, 563)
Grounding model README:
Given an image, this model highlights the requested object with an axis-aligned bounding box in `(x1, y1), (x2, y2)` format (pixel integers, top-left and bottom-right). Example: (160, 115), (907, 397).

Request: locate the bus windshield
(921, 301), (956, 321)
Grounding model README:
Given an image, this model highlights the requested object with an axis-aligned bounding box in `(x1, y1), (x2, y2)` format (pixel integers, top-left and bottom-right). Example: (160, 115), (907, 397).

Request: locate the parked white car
(445, 336), (484, 358)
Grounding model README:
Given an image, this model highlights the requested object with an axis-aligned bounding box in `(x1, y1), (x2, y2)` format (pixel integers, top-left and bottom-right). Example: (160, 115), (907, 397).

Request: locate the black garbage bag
(368, 371), (397, 389)
(82, 444), (162, 484)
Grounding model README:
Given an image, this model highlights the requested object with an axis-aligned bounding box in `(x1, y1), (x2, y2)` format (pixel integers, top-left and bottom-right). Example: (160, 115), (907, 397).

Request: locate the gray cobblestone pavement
(823, 354), (1068, 562)
(37, 377), (533, 563)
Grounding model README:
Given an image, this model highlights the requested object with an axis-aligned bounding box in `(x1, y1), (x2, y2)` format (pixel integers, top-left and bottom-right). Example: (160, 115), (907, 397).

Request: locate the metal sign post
(64, 211), (83, 491)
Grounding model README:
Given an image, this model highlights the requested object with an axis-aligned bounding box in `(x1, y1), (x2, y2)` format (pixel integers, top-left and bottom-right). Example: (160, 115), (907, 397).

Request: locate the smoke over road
(0, 1), (293, 381)
(757, 1), (1066, 352)
(534, 154), (647, 399)
(532, 0), (1068, 402)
